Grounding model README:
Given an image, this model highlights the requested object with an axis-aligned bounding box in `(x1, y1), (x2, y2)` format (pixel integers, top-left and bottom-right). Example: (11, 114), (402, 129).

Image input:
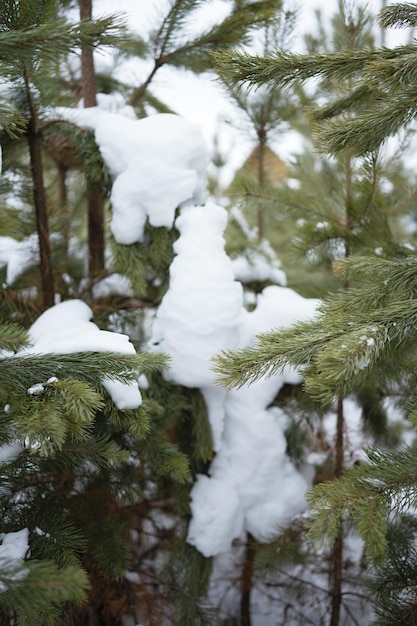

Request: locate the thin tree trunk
(57, 165), (70, 265)
(79, 0), (105, 280)
(0, 611), (13, 625)
(24, 65), (55, 310)
(329, 108), (354, 622)
(329, 397), (345, 626)
(87, 184), (105, 278)
(79, 0), (97, 108)
(128, 60), (161, 108)
(256, 129), (266, 241)
(241, 532), (255, 626)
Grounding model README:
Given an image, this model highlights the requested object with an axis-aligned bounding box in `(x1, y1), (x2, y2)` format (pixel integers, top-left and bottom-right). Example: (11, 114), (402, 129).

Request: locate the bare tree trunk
(241, 533), (255, 626)
(24, 65), (55, 310)
(57, 165), (71, 266)
(0, 610), (13, 625)
(79, 0), (105, 280)
(329, 131), (354, 625)
(329, 397), (345, 626)
(80, 0), (97, 109)
(256, 129), (266, 241)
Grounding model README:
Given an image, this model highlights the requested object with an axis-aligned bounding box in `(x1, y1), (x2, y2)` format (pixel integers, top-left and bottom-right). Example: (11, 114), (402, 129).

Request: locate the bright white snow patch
(57, 108), (210, 244)
(0, 234), (39, 285)
(151, 203), (244, 387)
(0, 529), (29, 592)
(149, 202), (320, 556)
(188, 286), (319, 556)
(92, 273), (133, 299)
(21, 300), (142, 410)
(150, 203), (245, 450)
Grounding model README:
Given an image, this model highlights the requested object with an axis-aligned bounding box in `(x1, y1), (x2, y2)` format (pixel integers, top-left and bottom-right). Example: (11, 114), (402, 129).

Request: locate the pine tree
(1, 2), (309, 623)
(214, 1), (417, 622)
(79, 0), (106, 282)
(0, 314), (181, 624)
(0, 3), (195, 624)
(0, 0), (124, 311)
(9, 1), (416, 623)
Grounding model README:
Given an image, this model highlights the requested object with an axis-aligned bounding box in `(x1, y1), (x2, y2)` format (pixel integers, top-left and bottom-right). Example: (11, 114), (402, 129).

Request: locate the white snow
(148, 199), (319, 556)
(57, 108), (210, 244)
(0, 442), (21, 466)
(150, 203), (245, 389)
(65, 98), (322, 557)
(27, 382), (45, 396)
(92, 273), (133, 299)
(53, 95), (319, 557)
(227, 209), (286, 285)
(0, 529), (29, 592)
(0, 234), (39, 285)
(187, 286), (318, 556)
(231, 243), (287, 286)
(21, 300), (142, 410)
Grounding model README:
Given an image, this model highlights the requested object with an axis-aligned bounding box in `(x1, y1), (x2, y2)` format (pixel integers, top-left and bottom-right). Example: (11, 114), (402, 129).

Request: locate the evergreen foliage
(1, 1), (276, 617)
(7, 0), (417, 622)
(214, 1), (417, 620)
(215, 3), (417, 156)
(127, 0), (283, 109)
(0, 316), (178, 622)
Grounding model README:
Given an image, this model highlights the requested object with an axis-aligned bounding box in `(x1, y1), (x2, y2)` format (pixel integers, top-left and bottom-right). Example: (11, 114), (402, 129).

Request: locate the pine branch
(215, 292), (417, 403)
(214, 46), (411, 90)
(0, 560), (89, 625)
(0, 351), (168, 393)
(331, 255), (417, 294)
(0, 15), (126, 62)
(317, 85), (417, 155)
(47, 437), (130, 469)
(30, 520), (87, 569)
(215, 254), (417, 391)
(311, 83), (373, 122)
(0, 322), (30, 352)
(0, 98), (27, 138)
(151, 0), (206, 59)
(129, 0), (283, 105)
(306, 443), (417, 560)
(174, 0), (284, 65)
(213, 316), (332, 390)
(379, 3), (417, 29)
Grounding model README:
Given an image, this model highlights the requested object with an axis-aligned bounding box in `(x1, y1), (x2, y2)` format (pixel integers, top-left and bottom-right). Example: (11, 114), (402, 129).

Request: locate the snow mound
(24, 299), (142, 410)
(57, 108), (210, 244)
(150, 202), (320, 556)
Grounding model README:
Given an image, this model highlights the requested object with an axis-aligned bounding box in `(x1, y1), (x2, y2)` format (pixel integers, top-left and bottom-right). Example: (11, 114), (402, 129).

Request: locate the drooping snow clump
(57, 108), (210, 244)
(21, 299), (142, 410)
(150, 201), (320, 556)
